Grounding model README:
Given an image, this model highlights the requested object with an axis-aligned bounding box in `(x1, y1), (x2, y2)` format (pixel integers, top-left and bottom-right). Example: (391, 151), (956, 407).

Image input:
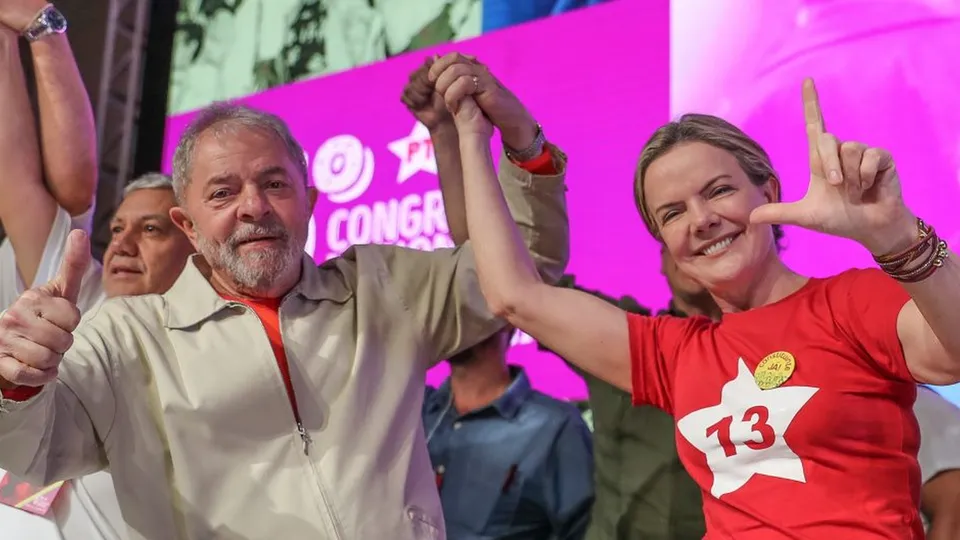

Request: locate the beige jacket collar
(163, 254), (353, 329)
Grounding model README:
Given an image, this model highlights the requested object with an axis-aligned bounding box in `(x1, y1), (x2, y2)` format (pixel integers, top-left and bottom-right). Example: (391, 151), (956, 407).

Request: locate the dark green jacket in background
(544, 277), (705, 540)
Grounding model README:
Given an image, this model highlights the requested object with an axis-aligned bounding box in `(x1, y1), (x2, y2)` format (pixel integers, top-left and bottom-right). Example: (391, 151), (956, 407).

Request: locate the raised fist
(401, 58), (452, 131)
(0, 230), (90, 388)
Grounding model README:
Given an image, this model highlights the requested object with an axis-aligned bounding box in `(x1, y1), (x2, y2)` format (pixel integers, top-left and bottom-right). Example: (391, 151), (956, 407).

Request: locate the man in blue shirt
(422, 327), (595, 540)
(403, 58), (593, 540)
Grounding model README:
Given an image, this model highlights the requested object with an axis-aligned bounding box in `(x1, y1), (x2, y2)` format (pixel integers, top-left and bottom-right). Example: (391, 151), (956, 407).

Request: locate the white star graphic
(677, 358), (818, 498)
(387, 122), (437, 184)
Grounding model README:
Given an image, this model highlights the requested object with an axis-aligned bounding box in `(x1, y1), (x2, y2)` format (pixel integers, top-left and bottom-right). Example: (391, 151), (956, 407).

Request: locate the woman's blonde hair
(633, 113), (783, 244)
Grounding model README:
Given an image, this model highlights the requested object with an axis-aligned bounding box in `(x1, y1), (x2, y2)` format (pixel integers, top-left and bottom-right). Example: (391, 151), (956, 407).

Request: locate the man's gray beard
(195, 223), (305, 294)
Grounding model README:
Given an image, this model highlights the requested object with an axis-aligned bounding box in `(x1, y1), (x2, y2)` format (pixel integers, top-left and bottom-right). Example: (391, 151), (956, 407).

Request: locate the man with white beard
(0, 1), (192, 538)
(0, 52), (569, 540)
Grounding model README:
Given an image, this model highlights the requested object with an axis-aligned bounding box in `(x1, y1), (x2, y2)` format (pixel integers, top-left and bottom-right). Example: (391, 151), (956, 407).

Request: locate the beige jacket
(0, 151), (569, 540)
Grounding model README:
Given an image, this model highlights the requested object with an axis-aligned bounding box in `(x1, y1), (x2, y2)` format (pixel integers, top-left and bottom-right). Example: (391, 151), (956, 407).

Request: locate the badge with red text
(754, 351), (796, 390)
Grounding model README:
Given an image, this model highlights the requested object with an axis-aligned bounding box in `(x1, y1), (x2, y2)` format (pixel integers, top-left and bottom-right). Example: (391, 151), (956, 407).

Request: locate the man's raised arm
(12, 2), (97, 216)
(401, 58), (468, 244)
(0, 25), (54, 290)
(0, 3), (98, 291)
(376, 53), (570, 366)
(404, 52), (568, 268)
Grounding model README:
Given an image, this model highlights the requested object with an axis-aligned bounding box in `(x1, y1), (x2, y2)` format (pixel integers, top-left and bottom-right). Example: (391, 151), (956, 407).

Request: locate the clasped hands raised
(404, 52), (537, 150)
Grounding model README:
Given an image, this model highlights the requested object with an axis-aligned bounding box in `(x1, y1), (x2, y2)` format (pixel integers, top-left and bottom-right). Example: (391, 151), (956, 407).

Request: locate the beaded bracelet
(873, 218), (949, 283)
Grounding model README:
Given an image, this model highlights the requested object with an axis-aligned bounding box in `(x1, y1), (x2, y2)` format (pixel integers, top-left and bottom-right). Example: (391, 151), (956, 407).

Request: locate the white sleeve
(0, 206), (105, 314)
(915, 386), (960, 485)
(0, 240), (22, 312)
(69, 207), (95, 233)
(32, 206), (76, 288)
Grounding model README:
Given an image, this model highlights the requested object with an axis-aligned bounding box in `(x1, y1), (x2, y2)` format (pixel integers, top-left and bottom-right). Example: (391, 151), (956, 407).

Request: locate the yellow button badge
(754, 351), (796, 390)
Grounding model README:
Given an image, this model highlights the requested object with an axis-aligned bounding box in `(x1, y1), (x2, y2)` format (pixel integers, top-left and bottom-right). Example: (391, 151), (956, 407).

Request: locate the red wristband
(1, 385), (43, 402)
(513, 147), (556, 175)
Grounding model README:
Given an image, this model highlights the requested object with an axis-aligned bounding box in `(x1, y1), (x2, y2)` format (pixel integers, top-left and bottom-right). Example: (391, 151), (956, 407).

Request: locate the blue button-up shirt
(422, 367), (594, 539)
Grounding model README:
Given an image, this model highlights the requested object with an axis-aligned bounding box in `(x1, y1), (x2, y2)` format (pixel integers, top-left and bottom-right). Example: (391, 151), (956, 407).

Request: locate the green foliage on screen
(168, 0), (483, 115)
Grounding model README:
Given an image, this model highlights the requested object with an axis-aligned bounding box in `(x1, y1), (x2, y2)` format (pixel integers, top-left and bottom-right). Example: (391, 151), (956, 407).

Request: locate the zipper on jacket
(276, 300), (344, 539)
(297, 420), (313, 455)
(231, 300), (339, 538)
(273, 301), (310, 456)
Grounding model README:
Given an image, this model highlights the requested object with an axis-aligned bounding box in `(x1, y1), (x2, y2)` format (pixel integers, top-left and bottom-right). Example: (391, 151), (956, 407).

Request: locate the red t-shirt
(628, 269), (922, 539)
(222, 296), (299, 416)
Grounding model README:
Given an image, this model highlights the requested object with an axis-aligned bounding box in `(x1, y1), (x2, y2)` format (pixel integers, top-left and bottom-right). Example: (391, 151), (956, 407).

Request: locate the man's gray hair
(123, 172), (174, 198)
(170, 102), (309, 204)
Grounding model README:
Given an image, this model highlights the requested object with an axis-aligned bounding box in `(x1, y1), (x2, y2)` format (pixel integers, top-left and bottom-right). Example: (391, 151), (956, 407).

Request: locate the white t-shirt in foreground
(0, 206), (121, 539)
(915, 385), (960, 530)
(0, 206), (105, 313)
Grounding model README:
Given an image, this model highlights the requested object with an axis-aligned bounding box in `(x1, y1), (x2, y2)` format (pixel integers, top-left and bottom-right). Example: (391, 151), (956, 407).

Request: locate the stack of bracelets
(874, 218), (949, 282)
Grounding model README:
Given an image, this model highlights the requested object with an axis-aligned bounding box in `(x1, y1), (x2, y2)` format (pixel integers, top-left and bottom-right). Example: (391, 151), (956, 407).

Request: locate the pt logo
(388, 122), (437, 184)
(677, 359), (818, 497)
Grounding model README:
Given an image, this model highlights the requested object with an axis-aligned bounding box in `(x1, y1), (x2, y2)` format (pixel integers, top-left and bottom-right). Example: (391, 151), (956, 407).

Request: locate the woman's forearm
(902, 251), (960, 381)
(877, 215), (960, 382)
(459, 134), (542, 316)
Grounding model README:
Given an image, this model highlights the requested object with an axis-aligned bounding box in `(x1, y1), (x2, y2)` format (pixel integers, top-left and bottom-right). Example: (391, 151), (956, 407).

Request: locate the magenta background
(163, 0), (960, 404)
(162, 0), (671, 399)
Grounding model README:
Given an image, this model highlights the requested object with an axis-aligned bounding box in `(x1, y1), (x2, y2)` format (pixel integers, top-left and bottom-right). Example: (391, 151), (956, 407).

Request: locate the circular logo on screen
(311, 134), (375, 203)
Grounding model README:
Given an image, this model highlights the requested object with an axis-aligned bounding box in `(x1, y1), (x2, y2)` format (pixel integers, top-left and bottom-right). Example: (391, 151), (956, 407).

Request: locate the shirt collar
(495, 366), (532, 418)
(429, 366), (532, 420)
(163, 253), (353, 329)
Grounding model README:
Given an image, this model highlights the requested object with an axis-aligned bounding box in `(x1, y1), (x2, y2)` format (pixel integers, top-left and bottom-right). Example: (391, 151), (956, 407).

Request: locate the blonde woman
(431, 52), (960, 539)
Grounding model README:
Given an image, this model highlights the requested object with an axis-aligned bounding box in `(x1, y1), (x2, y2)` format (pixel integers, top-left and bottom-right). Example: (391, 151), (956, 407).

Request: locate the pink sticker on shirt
(0, 470), (64, 516)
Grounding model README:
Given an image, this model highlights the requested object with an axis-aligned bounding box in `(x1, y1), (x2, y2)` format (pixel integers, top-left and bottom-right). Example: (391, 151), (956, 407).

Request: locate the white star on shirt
(387, 122), (437, 184)
(677, 358), (818, 498)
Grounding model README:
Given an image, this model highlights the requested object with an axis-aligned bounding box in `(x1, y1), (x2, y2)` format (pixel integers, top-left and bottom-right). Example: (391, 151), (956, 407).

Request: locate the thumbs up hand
(0, 230), (90, 388)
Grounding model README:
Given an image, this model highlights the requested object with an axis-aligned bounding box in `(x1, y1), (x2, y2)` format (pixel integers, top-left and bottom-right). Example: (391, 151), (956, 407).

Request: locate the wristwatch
(22, 4), (68, 42)
(504, 123), (546, 163)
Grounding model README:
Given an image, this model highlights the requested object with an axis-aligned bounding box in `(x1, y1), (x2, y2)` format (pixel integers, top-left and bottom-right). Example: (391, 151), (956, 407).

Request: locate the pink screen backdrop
(670, 0), (960, 404)
(163, 0), (960, 404)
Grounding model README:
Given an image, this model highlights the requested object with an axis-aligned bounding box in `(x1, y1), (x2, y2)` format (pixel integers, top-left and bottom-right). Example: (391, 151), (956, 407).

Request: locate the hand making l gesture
(750, 79), (917, 255)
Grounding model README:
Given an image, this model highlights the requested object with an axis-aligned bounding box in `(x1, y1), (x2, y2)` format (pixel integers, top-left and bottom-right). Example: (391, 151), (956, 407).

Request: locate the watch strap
(22, 4), (64, 42)
(504, 123), (545, 163)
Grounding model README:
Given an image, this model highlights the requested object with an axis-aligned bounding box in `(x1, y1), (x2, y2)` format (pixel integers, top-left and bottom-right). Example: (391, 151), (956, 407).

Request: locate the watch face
(44, 8), (67, 32)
